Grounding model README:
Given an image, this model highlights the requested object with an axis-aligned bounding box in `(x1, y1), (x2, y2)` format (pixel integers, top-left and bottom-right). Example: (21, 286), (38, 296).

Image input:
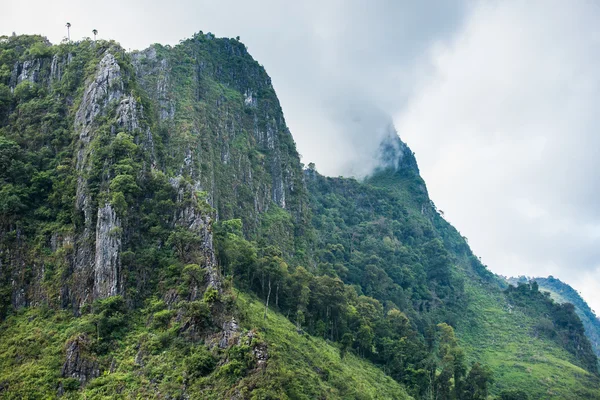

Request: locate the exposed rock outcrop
(2, 34), (307, 317)
(17, 59), (41, 84)
(219, 317), (239, 348)
(170, 178), (220, 291)
(94, 204), (121, 298)
(244, 330), (268, 370)
(72, 53), (126, 307)
(74, 52), (124, 235)
(131, 46), (175, 122)
(61, 335), (100, 384)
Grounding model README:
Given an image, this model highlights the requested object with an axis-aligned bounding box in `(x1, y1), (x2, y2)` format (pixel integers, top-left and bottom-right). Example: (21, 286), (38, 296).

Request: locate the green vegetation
(504, 282), (597, 372)
(0, 31), (598, 399)
(512, 276), (600, 360)
(459, 281), (599, 399)
(0, 291), (412, 399)
(304, 168), (598, 398)
(237, 292), (411, 399)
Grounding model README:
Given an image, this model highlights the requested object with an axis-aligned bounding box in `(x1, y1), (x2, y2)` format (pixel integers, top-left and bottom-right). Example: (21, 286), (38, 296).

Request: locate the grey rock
(170, 178), (221, 292)
(62, 335), (100, 384)
(75, 52), (124, 230)
(132, 46), (175, 122)
(116, 96), (141, 132)
(71, 53), (129, 305)
(74, 53), (123, 148)
(244, 89), (257, 107)
(134, 346), (145, 366)
(94, 203), (121, 299)
(50, 54), (61, 82)
(17, 59), (41, 84)
(243, 331), (268, 369)
(219, 318), (239, 348)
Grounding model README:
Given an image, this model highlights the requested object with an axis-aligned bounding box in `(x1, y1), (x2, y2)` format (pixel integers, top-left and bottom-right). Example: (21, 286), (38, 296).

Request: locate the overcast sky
(2, 0), (600, 315)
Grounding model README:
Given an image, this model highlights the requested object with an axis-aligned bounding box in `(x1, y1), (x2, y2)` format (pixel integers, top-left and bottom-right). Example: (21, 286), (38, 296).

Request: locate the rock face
(219, 317), (239, 348)
(94, 204), (121, 298)
(17, 59), (41, 84)
(132, 38), (309, 239)
(10, 58), (49, 88)
(131, 47), (175, 122)
(245, 330), (268, 369)
(61, 335), (100, 384)
(171, 178), (220, 291)
(1, 34), (310, 314)
(71, 52), (127, 308)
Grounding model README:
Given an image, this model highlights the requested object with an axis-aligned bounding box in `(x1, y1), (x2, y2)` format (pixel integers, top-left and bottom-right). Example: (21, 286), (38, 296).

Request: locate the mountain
(509, 276), (600, 359)
(0, 32), (598, 399)
(307, 161), (599, 398)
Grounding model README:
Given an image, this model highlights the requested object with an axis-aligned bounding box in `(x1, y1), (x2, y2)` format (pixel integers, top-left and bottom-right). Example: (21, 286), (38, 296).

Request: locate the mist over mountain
(0, 31), (598, 399)
(3, 1), (599, 318)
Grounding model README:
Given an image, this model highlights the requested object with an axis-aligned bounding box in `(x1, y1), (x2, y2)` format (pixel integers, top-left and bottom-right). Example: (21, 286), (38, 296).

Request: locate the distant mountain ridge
(509, 276), (600, 358)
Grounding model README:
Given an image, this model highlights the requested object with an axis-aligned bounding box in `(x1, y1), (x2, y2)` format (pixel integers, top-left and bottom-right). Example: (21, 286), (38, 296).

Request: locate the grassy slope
(368, 170), (600, 398)
(237, 292), (411, 400)
(0, 293), (410, 400)
(532, 277), (600, 359)
(458, 281), (600, 399)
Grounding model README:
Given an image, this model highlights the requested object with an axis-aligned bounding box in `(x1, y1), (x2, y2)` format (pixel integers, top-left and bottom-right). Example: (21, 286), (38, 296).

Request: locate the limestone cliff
(0, 33), (310, 314)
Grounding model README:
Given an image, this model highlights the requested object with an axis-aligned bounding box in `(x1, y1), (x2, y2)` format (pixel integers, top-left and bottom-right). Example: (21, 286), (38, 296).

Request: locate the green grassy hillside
(459, 281), (599, 399)
(514, 276), (600, 359)
(0, 291), (410, 399)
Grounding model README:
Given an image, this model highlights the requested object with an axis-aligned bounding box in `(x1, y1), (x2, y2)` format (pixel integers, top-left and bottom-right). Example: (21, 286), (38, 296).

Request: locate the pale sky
(2, 0), (600, 315)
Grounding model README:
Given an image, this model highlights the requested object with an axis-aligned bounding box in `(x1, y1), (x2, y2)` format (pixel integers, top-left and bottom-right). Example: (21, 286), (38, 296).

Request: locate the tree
(0, 84), (11, 114)
(166, 228), (202, 262)
(0, 184), (26, 226)
(435, 323), (467, 400)
(92, 29), (98, 41)
(340, 332), (353, 358)
(356, 323), (374, 356)
(66, 22), (71, 41)
(258, 246), (288, 320)
(290, 266), (312, 329)
(0, 136), (20, 180)
(463, 362), (493, 400)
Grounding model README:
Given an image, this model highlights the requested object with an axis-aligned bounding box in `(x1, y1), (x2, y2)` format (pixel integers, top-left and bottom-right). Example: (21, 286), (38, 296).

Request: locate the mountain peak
(376, 124), (419, 174)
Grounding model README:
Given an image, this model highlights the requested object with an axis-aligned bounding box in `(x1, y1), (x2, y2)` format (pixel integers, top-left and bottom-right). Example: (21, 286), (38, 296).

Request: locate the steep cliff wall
(0, 34), (308, 314)
(131, 34), (310, 249)
(0, 33), (598, 400)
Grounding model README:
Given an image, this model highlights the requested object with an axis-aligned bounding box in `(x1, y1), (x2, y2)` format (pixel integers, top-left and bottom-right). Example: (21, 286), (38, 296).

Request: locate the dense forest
(0, 32), (598, 399)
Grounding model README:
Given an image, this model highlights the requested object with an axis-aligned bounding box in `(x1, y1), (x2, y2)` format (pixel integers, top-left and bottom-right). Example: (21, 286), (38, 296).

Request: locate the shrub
(152, 309), (175, 329)
(62, 378), (80, 392)
(203, 286), (220, 304)
(185, 346), (216, 378)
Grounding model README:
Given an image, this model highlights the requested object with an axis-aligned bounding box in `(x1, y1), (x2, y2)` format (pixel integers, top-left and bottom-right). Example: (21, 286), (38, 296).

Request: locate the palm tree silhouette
(66, 22), (71, 41)
(92, 29), (98, 41)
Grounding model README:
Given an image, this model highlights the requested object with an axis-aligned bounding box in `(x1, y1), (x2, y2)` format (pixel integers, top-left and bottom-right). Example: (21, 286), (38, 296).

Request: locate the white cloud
(397, 0), (600, 313)
(1, 0), (599, 313)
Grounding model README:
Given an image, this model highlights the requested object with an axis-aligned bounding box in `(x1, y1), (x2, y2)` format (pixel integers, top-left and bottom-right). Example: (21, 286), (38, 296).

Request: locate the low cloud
(2, 0), (599, 312)
(397, 0), (600, 313)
